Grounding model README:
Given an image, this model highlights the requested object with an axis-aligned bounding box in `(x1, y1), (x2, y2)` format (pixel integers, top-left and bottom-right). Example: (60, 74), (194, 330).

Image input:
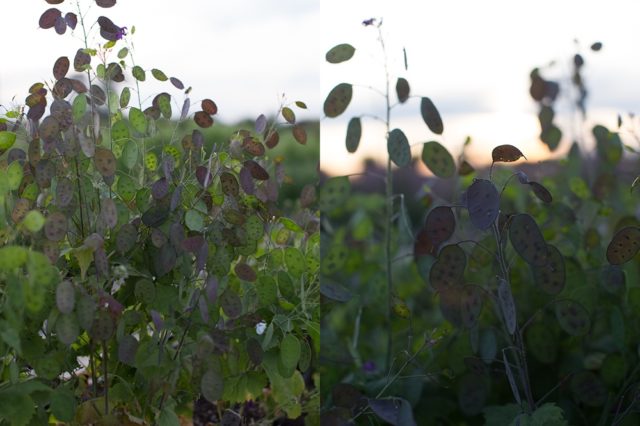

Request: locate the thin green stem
(103, 341), (109, 415)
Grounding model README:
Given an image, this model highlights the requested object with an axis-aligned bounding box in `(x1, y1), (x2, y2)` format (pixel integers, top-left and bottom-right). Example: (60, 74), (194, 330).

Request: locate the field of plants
(0, 1), (319, 424)
(319, 19), (640, 426)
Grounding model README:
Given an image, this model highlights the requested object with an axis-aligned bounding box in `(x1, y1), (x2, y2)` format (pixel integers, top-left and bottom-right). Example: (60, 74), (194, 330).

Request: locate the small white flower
(255, 321), (267, 335)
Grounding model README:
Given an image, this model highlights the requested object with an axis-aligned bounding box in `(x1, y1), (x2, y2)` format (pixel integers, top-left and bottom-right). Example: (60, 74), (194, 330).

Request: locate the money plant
(0, 1), (320, 424)
(320, 19), (640, 426)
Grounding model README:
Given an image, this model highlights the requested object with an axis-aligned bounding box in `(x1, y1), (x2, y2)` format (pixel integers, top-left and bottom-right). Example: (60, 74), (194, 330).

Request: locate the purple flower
(115, 26), (127, 40)
(362, 360), (376, 373)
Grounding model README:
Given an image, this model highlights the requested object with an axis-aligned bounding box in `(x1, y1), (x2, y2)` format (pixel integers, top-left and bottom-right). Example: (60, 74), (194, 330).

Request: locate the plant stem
(492, 222), (535, 412)
(103, 340), (109, 415)
(376, 23), (394, 375)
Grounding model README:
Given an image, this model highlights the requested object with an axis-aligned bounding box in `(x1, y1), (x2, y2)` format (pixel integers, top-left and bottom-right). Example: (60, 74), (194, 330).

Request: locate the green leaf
(368, 398), (416, 426)
(0, 324), (21, 354)
(325, 43), (355, 63)
(158, 406), (180, 426)
(280, 334), (301, 370)
(484, 404), (521, 425)
(0, 131), (17, 153)
(421, 141), (455, 177)
(50, 388), (76, 422)
(0, 390), (35, 426)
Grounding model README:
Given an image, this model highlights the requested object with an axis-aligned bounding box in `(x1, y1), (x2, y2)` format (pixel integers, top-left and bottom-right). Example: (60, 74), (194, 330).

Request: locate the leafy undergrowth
(320, 19), (640, 426)
(0, 1), (319, 425)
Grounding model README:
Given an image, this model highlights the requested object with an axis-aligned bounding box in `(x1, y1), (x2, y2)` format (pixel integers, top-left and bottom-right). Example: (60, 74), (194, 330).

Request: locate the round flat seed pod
(76, 294), (96, 330)
(387, 128), (411, 167)
(425, 205), (455, 250)
(56, 313), (79, 345)
(555, 299), (590, 336)
(128, 107), (147, 135)
(118, 334), (139, 366)
(43, 240), (60, 264)
(439, 286), (463, 326)
(525, 322), (557, 364)
(220, 172), (239, 197)
(194, 111), (213, 128)
(151, 177), (169, 199)
(100, 198), (117, 229)
(56, 280), (75, 314)
(606, 226), (640, 265)
(244, 160), (269, 180)
(509, 213), (549, 266)
(150, 228), (167, 248)
(116, 223), (137, 254)
(235, 263), (257, 282)
(420, 97), (444, 135)
(323, 83), (352, 118)
(429, 244), (466, 290)
(55, 177), (74, 207)
(201, 369), (224, 403)
(460, 285), (483, 328)
(298, 338), (312, 372)
(90, 310), (114, 341)
(12, 198), (30, 224)
(35, 159), (55, 188)
(396, 77), (410, 103)
(53, 56), (70, 80)
(242, 137), (265, 156)
(345, 117), (362, 153)
(201, 99), (218, 115)
(94, 247), (109, 278)
(94, 147), (116, 177)
(421, 141), (455, 178)
(466, 179), (499, 230)
(220, 288), (242, 319)
(528, 181), (552, 203)
(141, 204), (169, 228)
(45, 212), (68, 242)
(284, 247), (306, 278)
(40, 7), (62, 29)
(571, 371), (607, 407)
(239, 165), (255, 194)
(292, 125), (307, 145)
(325, 43), (355, 63)
(134, 279), (155, 304)
(116, 175), (136, 202)
(265, 129), (279, 149)
(319, 176), (350, 212)
(196, 166), (213, 188)
(601, 265), (625, 295)
(533, 244), (565, 295)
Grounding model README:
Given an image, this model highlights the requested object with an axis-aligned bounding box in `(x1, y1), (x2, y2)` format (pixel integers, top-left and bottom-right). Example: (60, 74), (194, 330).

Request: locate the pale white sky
(0, 1), (320, 123)
(321, 0), (640, 175)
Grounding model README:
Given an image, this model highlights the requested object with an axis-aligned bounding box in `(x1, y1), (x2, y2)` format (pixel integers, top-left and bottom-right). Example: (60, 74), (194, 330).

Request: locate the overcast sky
(0, 0), (320, 123)
(321, 0), (640, 175)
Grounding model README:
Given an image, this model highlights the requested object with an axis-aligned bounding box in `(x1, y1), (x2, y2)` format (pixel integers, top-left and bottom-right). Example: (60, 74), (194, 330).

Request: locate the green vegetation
(0, 1), (319, 424)
(320, 19), (640, 425)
